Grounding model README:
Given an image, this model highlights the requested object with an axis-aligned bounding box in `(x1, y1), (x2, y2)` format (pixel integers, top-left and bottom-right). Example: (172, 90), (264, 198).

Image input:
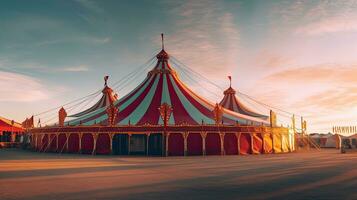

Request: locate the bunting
(333, 126), (357, 134)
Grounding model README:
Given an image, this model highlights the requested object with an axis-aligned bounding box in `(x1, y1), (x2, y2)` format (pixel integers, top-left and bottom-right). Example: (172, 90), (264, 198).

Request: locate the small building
(0, 116), (24, 147)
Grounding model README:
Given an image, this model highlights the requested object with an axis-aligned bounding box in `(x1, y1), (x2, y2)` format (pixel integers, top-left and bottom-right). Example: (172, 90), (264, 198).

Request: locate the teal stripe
(177, 78), (263, 125)
(68, 76), (154, 125)
(119, 75), (160, 125)
(159, 74), (175, 125)
(169, 75), (214, 124)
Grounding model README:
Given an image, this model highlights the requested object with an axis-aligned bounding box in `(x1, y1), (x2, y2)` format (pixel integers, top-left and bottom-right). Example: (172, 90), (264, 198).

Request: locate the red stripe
(115, 74), (159, 124)
(229, 95), (234, 111)
(78, 75), (157, 124)
(171, 76), (214, 119)
(73, 76), (152, 122)
(137, 74), (163, 125)
(223, 96), (229, 107)
(118, 76), (152, 106)
(166, 74), (197, 124)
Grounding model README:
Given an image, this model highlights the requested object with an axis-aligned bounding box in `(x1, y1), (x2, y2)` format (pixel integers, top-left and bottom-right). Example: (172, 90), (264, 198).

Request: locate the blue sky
(1, 0), (356, 134)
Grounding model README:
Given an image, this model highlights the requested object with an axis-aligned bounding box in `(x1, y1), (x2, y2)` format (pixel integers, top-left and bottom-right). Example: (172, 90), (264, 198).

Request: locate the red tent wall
(81, 133), (94, 154)
(205, 133), (221, 155)
(49, 134), (57, 152)
(239, 133), (252, 155)
(68, 133), (79, 153)
(30, 135), (36, 149)
(252, 133), (263, 154)
(187, 133), (202, 155)
(224, 133), (238, 155)
(36, 135), (42, 151)
(96, 133), (110, 154)
(57, 133), (67, 153)
(168, 133), (184, 156)
(263, 133), (273, 153)
(41, 134), (49, 152)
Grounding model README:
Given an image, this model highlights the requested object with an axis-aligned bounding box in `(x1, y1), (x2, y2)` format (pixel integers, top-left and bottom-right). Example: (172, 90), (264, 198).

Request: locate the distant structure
(0, 116), (24, 147)
(219, 76), (268, 120)
(26, 34), (295, 156)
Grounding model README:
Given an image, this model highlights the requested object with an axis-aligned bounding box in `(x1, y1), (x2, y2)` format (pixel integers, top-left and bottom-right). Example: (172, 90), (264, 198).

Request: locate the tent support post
(220, 132), (225, 155)
(200, 132), (207, 156)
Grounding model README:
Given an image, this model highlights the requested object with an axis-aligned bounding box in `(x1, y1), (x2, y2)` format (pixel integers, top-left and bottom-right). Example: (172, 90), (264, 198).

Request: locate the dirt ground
(0, 149), (356, 200)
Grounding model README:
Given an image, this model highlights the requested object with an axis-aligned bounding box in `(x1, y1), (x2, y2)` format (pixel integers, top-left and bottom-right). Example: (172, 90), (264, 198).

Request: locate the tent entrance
(112, 134), (129, 155)
(148, 133), (163, 156)
(129, 134), (146, 155)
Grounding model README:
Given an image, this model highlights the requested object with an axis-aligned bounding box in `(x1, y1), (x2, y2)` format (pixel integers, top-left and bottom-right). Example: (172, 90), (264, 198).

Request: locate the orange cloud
(249, 64), (357, 133)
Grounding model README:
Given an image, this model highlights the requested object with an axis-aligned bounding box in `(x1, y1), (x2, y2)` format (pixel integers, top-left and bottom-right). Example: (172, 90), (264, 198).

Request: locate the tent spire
(161, 33), (164, 50)
(228, 76), (232, 87)
(104, 76), (109, 87)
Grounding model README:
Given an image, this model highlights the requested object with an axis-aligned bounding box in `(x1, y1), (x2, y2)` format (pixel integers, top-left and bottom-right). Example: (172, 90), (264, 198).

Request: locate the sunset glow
(0, 0), (356, 134)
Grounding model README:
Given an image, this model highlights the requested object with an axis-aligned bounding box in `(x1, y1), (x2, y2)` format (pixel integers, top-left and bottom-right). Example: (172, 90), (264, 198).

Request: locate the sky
(0, 0), (356, 135)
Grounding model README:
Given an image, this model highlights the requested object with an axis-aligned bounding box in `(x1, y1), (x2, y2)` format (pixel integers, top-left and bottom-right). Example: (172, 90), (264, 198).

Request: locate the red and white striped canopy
(69, 85), (118, 118)
(67, 49), (268, 126)
(219, 86), (268, 120)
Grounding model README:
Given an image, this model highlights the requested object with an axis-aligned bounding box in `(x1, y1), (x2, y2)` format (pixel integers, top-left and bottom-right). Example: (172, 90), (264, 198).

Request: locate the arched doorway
(81, 133), (94, 154)
(57, 133), (67, 153)
(68, 133), (79, 153)
(224, 133), (238, 155)
(112, 134), (129, 155)
(148, 133), (162, 156)
(168, 133), (184, 156)
(130, 134), (146, 155)
(263, 133), (273, 153)
(205, 133), (221, 155)
(49, 134), (57, 152)
(96, 133), (110, 154)
(187, 133), (202, 156)
(239, 133), (252, 155)
(41, 134), (49, 152)
(252, 133), (263, 154)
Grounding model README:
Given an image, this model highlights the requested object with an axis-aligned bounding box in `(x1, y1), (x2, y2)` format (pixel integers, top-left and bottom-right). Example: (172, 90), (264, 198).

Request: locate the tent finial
(228, 76), (232, 87)
(161, 33), (164, 50)
(104, 76), (109, 86)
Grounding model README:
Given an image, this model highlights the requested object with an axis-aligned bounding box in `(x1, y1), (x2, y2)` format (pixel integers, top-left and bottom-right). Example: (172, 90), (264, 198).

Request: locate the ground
(0, 149), (356, 200)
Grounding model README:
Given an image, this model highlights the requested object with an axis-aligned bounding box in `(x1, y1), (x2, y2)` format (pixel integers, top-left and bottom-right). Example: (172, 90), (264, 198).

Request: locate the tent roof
(66, 48), (269, 126)
(69, 80), (118, 118)
(219, 86), (268, 120)
(0, 116), (24, 132)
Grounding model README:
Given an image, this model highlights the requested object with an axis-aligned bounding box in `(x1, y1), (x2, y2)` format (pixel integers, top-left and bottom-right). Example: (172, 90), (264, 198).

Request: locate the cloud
(255, 51), (294, 70)
(164, 0), (240, 79)
(295, 15), (357, 35)
(0, 71), (48, 102)
(61, 65), (90, 72)
(251, 63), (357, 133)
(263, 64), (357, 85)
(270, 0), (357, 36)
(89, 37), (111, 44)
(75, 0), (103, 13)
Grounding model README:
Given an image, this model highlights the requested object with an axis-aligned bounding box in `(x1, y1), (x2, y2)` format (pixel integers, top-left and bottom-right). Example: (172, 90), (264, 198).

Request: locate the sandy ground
(0, 149), (356, 200)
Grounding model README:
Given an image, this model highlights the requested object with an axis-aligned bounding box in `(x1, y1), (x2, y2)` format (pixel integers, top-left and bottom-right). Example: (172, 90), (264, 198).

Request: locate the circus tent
(27, 35), (295, 156)
(69, 76), (118, 118)
(219, 78), (268, 120)
(66, 48), (268, 127)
